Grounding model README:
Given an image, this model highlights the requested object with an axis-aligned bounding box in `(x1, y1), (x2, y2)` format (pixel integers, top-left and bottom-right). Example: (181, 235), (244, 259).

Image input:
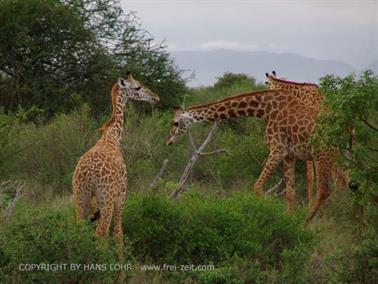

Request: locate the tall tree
(0, 0), (186, 119)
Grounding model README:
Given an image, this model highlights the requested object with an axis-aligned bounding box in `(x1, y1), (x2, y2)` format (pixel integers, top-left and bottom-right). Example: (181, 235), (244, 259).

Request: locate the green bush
(0, 106), (97, 191)
(123, 191), (313, 282)
(213, 72), (257, 90)
(0, 199), (126, 283)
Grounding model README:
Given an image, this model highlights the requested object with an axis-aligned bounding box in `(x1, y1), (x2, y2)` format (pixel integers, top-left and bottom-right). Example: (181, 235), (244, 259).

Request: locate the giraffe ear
(272, 70), (276, 76)
(173, 106), (181, 111)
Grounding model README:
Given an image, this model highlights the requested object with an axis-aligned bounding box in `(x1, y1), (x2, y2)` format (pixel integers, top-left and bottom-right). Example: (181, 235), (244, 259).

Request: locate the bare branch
(170, 122), (226, 199)
(361, 118), (378, 132)
(265, 179), (285, 196)
(188, 129), (197, 151)
(0, 180), (25, 219)
(150, 159), (169, 190)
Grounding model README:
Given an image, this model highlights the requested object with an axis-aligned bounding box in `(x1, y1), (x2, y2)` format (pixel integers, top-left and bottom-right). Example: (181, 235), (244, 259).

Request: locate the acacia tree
(112, 12), (187, 110)
(0, 0), (186, 119)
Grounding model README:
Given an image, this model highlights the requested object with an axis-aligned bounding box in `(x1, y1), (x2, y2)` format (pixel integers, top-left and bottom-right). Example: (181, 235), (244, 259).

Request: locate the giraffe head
(166, 108), (194, 145)
(118, 73), (160, 104)
(265, 70), (280, 89)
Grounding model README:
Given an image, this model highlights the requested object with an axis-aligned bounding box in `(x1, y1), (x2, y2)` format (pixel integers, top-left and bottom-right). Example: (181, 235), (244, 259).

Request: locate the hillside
(172, 50), (356, 86)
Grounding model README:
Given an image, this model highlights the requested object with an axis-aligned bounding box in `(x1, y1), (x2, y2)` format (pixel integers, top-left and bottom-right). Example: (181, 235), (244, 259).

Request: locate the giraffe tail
(90, 210), (101, 222)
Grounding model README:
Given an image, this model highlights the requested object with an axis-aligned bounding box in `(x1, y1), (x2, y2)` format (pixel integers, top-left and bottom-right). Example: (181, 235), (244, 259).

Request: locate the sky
(120, 0), (378, 69)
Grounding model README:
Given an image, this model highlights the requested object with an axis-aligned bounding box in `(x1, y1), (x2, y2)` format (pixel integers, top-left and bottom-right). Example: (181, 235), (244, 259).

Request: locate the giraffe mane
(270, 76), (318, 87)
(99, 84), (120, 133)
(186, 90), (279, 111)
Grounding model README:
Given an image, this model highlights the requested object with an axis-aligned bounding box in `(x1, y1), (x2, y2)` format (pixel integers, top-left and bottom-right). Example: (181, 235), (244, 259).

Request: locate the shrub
(123, 191), (313, 281)
(0, 198), (126, 283)
(0, 106), (97, 192)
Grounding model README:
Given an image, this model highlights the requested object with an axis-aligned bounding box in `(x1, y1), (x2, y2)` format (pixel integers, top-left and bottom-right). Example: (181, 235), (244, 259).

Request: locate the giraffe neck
(270, 77), (318, 88)
(100, 85), (126, 142)
(269, 78), (323, 108)
(184, 90), (285, 124)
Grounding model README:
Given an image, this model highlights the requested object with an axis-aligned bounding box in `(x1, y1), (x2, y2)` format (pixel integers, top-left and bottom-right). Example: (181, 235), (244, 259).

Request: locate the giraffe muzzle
(166, 137), (175, 146)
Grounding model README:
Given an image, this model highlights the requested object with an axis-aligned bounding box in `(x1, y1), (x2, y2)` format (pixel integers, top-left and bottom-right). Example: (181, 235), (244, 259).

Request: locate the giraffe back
(266, 73), (323, 111)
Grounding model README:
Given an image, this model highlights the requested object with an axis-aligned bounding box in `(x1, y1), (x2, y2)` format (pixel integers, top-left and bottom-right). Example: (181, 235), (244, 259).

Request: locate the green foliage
(0, 198), (124, 283)
(0, 0), (186, 119)
(342, 224), (378, 283)
(122, 191), (313, 282)
(0, 0), (111, 117)
(314, 71), (378, 206)
(0, 106), (97, 191)
(213, 72), (257, 90)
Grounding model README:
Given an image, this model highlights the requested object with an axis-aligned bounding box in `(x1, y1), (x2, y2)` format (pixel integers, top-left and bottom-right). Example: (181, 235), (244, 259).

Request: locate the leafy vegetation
(1, 66), (377, 282)
(0, 1), (377, 283)
(0, 192), (313, 283)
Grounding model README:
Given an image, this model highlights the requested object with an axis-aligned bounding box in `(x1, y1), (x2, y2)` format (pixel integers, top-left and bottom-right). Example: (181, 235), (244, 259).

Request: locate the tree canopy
(0, 0), (186, 120)
(314, 71), (378, 203)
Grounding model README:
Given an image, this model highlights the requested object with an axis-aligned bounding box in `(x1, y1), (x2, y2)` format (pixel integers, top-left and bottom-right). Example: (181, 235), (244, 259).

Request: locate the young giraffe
(166, 90), (334, 222)
(72, 74), (159, 237)
(265, 71), (348, 206)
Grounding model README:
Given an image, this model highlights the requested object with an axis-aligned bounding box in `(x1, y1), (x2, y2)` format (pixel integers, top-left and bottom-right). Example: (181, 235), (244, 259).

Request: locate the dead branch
(150, 158), (169, 190)
(265, 179), (285, 198)
(170, 122), (228, 199)
(361, 118), (378, 132)
(0, 180), (25, 219)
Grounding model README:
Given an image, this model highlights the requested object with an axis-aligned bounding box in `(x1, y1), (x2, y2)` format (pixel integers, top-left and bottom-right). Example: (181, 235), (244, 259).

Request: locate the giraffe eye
(173, 122), (179, 127)
(135, 86), (141, 91)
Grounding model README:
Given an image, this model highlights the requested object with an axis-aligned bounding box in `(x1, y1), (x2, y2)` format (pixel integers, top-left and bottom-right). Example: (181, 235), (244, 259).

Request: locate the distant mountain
(171, 50), (356, 87)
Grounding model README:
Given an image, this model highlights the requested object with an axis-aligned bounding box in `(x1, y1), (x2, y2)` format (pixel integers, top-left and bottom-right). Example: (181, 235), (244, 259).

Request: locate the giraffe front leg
(306, 161), (314, 208)
(283, 157), (296, 213)
(253, 149), (284, 196)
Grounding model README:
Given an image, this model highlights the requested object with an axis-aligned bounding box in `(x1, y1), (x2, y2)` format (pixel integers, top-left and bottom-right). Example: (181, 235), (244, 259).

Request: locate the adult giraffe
(72, 74), (159, 238)
(265, 71), (348, 205)
(166, 89), (334, 222)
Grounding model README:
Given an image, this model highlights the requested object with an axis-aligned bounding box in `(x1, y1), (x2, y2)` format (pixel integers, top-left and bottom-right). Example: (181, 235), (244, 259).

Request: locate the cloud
(200, 40), (259, 51)
(267, 43), (289, 52)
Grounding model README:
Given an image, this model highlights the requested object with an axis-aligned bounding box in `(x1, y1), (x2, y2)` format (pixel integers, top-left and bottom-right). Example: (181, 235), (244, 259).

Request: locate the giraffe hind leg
(73, 183), (90, 221)
(283, 157), (296, 212)
(306, 161), (315, 208)
(96, 201), (114, 237)
(305, 155), (332, 224)
(113, 192), (125, 239)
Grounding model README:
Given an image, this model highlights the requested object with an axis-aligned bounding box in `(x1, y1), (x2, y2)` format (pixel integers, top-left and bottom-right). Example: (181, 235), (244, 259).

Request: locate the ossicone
(125, 71), (132, 79)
